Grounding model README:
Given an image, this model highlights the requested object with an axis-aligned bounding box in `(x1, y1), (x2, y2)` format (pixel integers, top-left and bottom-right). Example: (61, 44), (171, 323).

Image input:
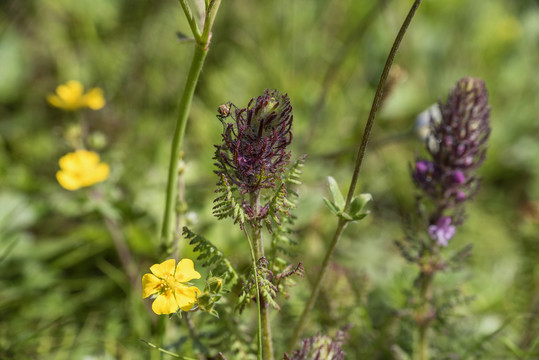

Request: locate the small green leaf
(327, 176), (345, 210)
(350, 193), (372, 216)
(323, 197), (340, 216)
(351, 213), (369, 221)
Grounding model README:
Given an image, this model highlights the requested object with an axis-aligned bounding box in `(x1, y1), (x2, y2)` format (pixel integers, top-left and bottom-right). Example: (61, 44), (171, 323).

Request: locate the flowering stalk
(214, 90), (295, 360)
(288, 0), (423, 351)
(410, 77), (491, 360)
(161, 0), (222, 257)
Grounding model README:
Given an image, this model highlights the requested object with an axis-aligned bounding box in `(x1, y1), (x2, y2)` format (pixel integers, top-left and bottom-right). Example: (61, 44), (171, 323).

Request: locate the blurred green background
(1, 0), (538, 359)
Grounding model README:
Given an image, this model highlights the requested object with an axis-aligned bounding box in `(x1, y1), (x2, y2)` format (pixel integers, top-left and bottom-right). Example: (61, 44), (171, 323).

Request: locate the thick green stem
(160, 0), (222, 256)
(250, 192), (274, 360)
(160, 45), (207, 255)
(288, 0), (422, 352)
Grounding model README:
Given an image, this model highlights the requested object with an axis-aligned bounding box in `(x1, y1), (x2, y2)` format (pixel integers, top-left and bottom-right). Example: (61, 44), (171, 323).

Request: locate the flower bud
(205, 276), (223, 294)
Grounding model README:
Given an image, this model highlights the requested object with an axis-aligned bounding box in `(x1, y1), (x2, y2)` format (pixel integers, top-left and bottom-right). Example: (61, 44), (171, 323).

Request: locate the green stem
(344, 0), (422, 209)
(243, 226), (264, 360)
(288, 0), (423, 352)
(160, 0), (222, 256)
(178, 0), (202, 40)
(288, 218), (348, 351)
(417, 271), (433, 360)
(141, 338), (198, 360)
(250, 192), (274, 360)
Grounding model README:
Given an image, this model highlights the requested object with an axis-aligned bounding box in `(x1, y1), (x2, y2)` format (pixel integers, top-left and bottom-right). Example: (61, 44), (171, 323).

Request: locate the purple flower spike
(428, 216), (456, 247)
(214, 90), (293, 195)
(411, 78), (490, 248)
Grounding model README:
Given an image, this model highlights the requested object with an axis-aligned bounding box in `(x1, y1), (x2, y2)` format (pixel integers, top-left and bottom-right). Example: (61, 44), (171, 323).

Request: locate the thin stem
(184, 313), (206, 360)
(288, 0), (422, 351)
(201, 0), (221, 49)
(288, 218), (348, 351)
(173, 153), (186, 261)
(160, 0), (222, 256)
(91, 189), (139, 291)
(250, 192), (274, 360)
(417, 271), (433, 360)
(141, 338), (198, 360)
(103, 216), (138, 288)
(178, 0), (202, 40)
(344, 0), (422, 209)
(242, 226), (264, 360)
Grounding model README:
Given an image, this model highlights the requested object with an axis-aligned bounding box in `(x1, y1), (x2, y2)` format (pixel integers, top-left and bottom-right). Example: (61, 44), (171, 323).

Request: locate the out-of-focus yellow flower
(47, 80), (105, 111)
(142, 259), (201, 315)
(56, 150), (110, 190)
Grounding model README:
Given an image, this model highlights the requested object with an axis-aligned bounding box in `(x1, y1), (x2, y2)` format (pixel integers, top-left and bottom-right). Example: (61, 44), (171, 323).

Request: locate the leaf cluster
(323, 176), (372, 222)
(184, 227), (239, 286)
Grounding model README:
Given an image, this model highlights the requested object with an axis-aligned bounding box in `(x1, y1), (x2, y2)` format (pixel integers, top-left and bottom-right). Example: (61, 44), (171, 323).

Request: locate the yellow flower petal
(152, 291), (179, 315)
(56, 150), (109, 190)
(56, 81), (84, 110)
(77, 150), (100, 166)
(46, 94), (65, 108)
(150, 259), (176, 279)
(61, 80), (84, 97)
(56, 170), (81, 191)
(142, 273), (162, 299)
(92, 162), (110, 183)
(83, 88), (106, 110)
(175, 285), (200, 311)
(47, 80), (105, 111)
(175, 258), (201, 283)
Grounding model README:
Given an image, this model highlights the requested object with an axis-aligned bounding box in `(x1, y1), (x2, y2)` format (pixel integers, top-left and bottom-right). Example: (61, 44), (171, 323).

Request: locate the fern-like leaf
(184, 227), (239, 286)
(237, 257), (280, 313)
(213, 174), (246, 226)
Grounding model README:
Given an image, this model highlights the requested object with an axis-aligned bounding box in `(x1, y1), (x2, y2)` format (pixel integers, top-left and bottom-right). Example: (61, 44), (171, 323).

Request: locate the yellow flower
(56, 150), (110, 190)
(47, 80), (106, 111)
(142, 259), (201, 315)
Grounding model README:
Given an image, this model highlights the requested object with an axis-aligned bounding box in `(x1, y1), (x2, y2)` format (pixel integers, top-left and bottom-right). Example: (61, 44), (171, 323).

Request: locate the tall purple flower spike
(412, 77), (491, 246)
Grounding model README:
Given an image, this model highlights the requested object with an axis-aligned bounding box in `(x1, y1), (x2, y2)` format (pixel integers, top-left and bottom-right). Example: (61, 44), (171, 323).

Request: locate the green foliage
(196, 307), (257, 359)
(238, 257), (280, 313)
(184, 227), (239, 286)
(1, 0), (538, 358)
(213, 174), (246, 226)
(323, 176), (372, 221)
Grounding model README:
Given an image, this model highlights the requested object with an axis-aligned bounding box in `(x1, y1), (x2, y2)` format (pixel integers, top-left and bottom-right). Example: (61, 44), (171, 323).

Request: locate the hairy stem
(160, 0), (222, 256)
(250, 191), (274, 360)
(288, 0), (423, 351)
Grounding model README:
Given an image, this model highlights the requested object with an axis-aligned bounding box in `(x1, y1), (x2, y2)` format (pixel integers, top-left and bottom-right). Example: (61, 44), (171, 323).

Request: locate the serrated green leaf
(323, 197), (340, 216)
(327, 176), (345, 210)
